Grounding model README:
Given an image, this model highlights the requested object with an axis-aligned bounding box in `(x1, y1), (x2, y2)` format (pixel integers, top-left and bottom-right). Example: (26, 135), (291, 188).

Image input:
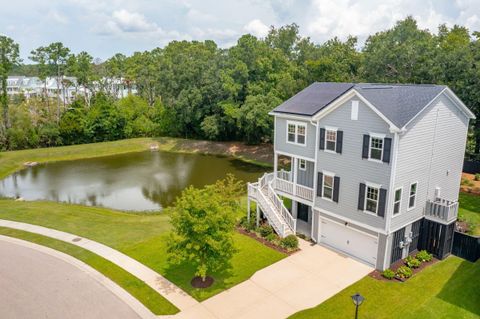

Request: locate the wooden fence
(452, 231), (480, 262)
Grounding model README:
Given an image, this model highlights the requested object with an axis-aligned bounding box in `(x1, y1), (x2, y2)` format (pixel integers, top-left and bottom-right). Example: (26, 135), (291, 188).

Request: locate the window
(409, 183), (417, 209)
(369, 137), (383, 161)
(365, 186), (379, 214)
(299, 159), (306, 171)
(286, 122), (306, 146)
(393, 188), (402, 215)
(325, 129), (337, 152)
(322, 174), (334, 200)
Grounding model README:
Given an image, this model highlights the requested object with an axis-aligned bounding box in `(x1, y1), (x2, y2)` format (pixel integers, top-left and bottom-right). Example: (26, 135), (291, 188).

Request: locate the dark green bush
(280, 234), (299, 250)
(382, 269), (395, 280)
(265, 233), (277, 242)
(475, 173), (480, 181)
(405, 256), (421, 268)
(239, 216), (256, 231)
(396, 266), (413, 279)
(259, 224), (274, 237)
(416, 250), (433, 262)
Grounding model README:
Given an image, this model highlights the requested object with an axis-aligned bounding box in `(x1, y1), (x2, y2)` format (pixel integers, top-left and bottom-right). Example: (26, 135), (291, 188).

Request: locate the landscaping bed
(458, 192), (480, 236)
(236, 227), (299, 255)
(369, 252), (438, 282)
(460, 173), (480, 195)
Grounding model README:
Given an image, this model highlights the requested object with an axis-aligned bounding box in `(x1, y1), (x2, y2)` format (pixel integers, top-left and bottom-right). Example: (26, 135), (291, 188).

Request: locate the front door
(297, 202), (309, 222)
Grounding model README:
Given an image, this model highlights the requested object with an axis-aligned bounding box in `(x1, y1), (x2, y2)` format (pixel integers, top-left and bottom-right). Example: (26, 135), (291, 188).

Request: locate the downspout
(311, 119), (319, 241)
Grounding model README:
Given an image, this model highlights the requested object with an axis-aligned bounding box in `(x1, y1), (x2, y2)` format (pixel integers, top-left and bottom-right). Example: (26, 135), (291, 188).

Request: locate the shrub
(405, 256), (421, 268)
(382, 269), (395, 280)
(416, 250), (433, 262)
(265, 233), (278, 242)
(259, 224), (274, 238)
(239, 216), (256, 232)
(280, 234), (299, 250)
(461, 178), (474, 187)
(475, 173), (480, 181)
(396, 266), (413, 279)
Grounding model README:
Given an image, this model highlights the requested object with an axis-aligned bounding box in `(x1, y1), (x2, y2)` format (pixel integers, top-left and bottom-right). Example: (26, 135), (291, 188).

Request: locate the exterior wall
(314, 97), (394, 230)
(296, 160), (314, 188)
(390, 94), (470, 230)
(275, 116), (316, 160)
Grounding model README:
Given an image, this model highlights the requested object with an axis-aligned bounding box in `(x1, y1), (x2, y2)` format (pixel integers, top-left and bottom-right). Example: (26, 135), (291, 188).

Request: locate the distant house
(247, 82), (475, 270)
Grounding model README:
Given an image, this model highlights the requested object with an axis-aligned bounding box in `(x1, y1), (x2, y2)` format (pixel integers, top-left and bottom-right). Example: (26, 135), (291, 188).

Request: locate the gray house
(247, 82), (475, 270)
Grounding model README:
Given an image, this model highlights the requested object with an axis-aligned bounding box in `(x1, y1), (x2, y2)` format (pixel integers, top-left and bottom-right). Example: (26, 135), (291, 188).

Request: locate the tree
(0, 35), (21, 143)
(29, 47), (50, 105)
(167, 176), (241, 282)
(68, 51), (93, 104)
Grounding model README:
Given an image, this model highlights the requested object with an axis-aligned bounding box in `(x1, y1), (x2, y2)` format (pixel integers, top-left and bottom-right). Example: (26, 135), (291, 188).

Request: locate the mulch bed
(236, 227), (299, 255)
(191, 276), (214, 288)
(369, 255), (438, 282)
(460, 173), (480, 195)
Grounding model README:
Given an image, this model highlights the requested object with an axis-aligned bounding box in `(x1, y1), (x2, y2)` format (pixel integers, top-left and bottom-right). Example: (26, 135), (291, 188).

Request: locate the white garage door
(320, 218), (378, 267)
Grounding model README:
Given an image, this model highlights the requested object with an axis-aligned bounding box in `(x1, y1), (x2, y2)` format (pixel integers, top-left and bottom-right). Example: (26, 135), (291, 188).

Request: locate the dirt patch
(236, 227), (299, 255)
(369, 255), (438, 282)
(460, 173), (480, 195)
(191, 276), (214, 288)
(456, 220), (471, 233)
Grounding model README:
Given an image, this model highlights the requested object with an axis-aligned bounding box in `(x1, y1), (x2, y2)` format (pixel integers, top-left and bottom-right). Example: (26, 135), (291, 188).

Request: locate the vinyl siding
(275, 117), (316, 159)
(296, 160), (314, 188)
(314, 97), (393, 230)
(390, 94), (470, 230)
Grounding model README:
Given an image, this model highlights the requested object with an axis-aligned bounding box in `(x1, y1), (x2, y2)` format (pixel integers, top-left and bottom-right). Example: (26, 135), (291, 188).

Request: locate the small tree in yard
(167, 175), (243, 286)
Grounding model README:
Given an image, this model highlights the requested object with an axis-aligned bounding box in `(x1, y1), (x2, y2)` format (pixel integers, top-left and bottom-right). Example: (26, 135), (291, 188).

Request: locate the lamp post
(351, 293), (364, 319)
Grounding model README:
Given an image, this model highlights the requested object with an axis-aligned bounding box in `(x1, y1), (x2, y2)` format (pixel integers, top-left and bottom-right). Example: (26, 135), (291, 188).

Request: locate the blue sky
(2, 0), (479, 62)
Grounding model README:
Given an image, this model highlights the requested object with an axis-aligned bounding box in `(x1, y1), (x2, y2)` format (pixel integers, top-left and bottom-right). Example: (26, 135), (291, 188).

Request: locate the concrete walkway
(0, 219), (372, 319)
(0, 219), (198, 313)
(0, 235), (147, 319)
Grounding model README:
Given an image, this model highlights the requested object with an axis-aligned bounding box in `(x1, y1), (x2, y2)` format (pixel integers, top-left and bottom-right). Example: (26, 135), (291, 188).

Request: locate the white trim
(369, 132), (386, 139)
(286, 120), (307, 147)
(385, 131), (399, 233)
(270, 112), (313, 121)
(407, 181), (418, 211)
(325, 126), (338, 131)
(313, 119), (320, 206)
(364, 183), (380, 215)
(392, 186), (402, 217)
(321, 171), (335, 201)
(369, 135), (384, 162)
(324, 128), (338, 153)
(315, 208), (387, 235)
(318, 213), (381, 238)
(298, 159), (307, 171)
(274, 150), (315, 162)
(365, 181), (382, 189)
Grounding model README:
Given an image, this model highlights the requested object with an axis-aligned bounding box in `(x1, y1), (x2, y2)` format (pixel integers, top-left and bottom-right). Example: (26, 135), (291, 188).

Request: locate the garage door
(320, 218), (378, 267)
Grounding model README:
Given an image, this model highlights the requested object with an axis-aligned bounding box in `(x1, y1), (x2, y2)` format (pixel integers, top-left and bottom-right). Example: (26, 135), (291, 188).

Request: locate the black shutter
(319, 128), (325, 150)
(336, 131), (343, 154)
(317, 172), (323, 197)
(378, 188), (387, 217)
(362, 135), (370, 159)
(333, 176), (340, 203)
(383, 137), (392, 163)
(358, 183), (366, 210)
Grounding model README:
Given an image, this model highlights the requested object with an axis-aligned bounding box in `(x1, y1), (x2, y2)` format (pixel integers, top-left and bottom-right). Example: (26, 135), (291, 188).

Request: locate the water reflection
(0, 151), (266, 211)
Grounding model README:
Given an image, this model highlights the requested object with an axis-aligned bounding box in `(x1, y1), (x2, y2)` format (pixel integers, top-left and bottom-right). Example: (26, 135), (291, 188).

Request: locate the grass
(0, 227), (179, 315)
(289, 256), (480, 319)
(0, 136), (272, 180)
(458, 192), (480, 236)
(0, 199), (286, 301)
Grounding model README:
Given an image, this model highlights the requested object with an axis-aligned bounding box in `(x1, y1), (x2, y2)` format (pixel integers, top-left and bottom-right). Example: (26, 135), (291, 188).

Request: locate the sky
(2, 0), (480, 62)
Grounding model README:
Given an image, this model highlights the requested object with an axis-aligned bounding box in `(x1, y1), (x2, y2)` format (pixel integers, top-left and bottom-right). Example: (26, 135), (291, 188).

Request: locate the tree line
(0, 17), (479, 156)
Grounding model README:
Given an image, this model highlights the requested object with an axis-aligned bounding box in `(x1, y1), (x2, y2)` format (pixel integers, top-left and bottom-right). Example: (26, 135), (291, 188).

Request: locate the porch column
(291, 200), (298, 219)
(293, 157), (298, 195)
(274, 152), (278, 177)
(256, 205), (260, 227)
(247, 199), (251, 223)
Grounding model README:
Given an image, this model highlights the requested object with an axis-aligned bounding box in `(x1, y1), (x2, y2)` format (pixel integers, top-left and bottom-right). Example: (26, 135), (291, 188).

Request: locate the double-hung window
(393, 188), (402, 215)
(287, 122), (306, 146)
(322, 173), (334, 200)
(365, 185), (379, 214)
(325, 129), (337, 152)
(299, 159), (306, 171)
(408, 182), (417, 209)
(369, 136), (383, 161)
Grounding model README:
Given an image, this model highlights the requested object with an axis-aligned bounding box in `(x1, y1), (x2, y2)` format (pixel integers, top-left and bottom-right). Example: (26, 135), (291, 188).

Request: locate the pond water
(0, 151), (266, 211)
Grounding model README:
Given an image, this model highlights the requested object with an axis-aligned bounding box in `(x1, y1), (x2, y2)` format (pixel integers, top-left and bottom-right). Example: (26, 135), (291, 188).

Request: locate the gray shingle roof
(272, 82), (447, 128)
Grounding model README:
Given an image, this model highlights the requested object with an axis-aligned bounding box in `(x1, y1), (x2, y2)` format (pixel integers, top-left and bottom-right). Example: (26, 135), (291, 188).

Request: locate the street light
(351, 293), (365, 319)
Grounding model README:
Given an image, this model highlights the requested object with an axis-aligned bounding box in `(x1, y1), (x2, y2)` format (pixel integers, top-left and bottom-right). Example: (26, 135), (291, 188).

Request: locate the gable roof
(272, 82), (473, 128)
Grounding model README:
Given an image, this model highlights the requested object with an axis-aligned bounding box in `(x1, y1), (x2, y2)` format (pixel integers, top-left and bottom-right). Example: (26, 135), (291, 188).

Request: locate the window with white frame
(393, 188), (402, 215)
(322, 173), (334, 200)
(299, 159), (306, 171)
(287, 122), (306, 145)
(369, 136), (383, 161)
(325, 129), (337, 152)
(409, 183), (417, 209)
(365, 185), (379, 214)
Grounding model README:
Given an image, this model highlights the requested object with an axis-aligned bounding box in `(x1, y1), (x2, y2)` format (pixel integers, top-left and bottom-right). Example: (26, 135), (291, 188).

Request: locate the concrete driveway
(177, 240), (373, 319)
(0, 239), (142, 319)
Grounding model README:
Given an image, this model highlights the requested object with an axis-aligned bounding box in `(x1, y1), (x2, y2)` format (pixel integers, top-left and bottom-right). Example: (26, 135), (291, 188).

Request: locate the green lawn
(0, 199), (286, 301)
(458, 193), (480, 236)
(290, 256), (480, 319)
(0, 227), (179, 315)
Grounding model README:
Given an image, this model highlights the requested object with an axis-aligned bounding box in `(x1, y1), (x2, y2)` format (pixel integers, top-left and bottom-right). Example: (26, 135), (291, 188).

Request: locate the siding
(275, 117), (316, 159)
(390, 94), (470, 230)
(314, 97), (393, 230)
(296, 160), (314, 188)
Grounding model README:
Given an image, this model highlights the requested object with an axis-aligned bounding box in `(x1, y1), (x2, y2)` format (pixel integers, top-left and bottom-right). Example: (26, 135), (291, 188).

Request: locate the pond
(0, 151), (267, 211)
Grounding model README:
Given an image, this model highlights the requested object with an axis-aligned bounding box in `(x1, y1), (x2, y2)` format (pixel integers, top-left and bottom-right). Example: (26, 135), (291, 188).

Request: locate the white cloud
(111, 9), (158, 33)
(48, 10), (69, 25)
(244, 19), (270, 38)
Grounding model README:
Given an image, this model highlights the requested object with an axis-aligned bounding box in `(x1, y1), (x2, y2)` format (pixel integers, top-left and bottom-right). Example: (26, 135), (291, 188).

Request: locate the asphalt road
(0, 240), (141, 319)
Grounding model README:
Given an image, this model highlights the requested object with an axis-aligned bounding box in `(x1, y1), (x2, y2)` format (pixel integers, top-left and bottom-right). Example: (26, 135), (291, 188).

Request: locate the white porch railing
(296, 184), (314, 202)
(425, 198), (459, 223)
(273, 170), (314, 202)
